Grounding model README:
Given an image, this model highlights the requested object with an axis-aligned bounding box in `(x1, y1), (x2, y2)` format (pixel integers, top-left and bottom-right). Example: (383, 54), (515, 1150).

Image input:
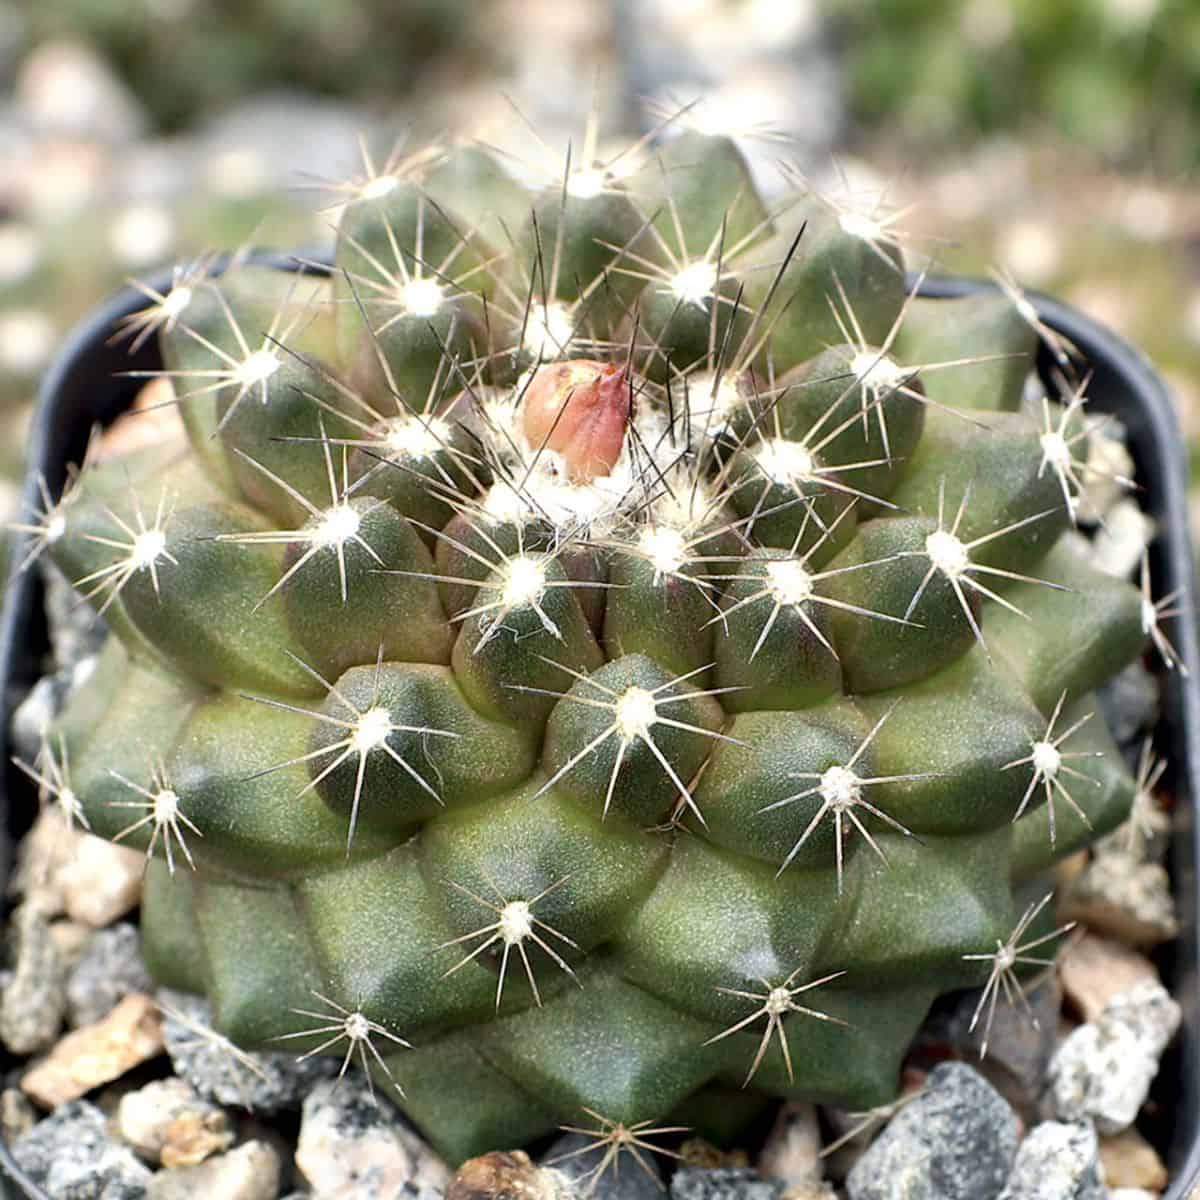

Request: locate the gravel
(845, 1063), (1020, 1200)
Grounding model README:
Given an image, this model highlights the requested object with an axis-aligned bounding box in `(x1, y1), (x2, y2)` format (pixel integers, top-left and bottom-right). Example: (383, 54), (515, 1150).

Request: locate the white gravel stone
(1089, 499), (1154, 579)
(1063, 846), (1177, 948)
(0, 901), (65, 1054)
(117, 1077), (232, 1166)
(59, 832), (146, 927)
(757, 1102), (824, 1191)
(147, 1139), (280, 1200)
(996, 1122), (1104, 1200)
(295, 1076), (450, 1198)
(1044, 979), (1181, 1134)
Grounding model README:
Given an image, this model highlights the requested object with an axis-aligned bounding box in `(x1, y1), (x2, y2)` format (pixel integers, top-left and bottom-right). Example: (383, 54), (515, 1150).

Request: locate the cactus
(25, 123), (1161, 1165)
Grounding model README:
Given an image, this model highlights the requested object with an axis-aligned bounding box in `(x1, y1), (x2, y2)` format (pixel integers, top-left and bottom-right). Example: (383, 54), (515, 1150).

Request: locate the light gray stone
(846, 1062), (1020, 1200)
(0, 900), (64, 1054)
(921, 977), (1060, 1118)
(1044, 979), (1181, 1134)
(996, 1122), (1103, 1200)
(67, 923), (155, 1027)
(11, 1098), (152, 1199)
(1096, 661), (1158, 750)
(147, 1140), (281, 1200)
(294, 1075), (450, 1198)
(670, 1167), (782, 1200)
(757, 1102), (824, 1191)
(160, 988), (336, 1114)
(1063, 847), (1177, 947)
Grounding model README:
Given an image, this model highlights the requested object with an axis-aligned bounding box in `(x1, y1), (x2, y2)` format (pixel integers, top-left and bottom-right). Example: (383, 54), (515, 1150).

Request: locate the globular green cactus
(26, 123), (1160, 1164)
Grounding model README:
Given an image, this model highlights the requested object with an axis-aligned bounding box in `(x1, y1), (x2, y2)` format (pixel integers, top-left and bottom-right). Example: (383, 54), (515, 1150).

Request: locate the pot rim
(0, 259), (1196, 1197)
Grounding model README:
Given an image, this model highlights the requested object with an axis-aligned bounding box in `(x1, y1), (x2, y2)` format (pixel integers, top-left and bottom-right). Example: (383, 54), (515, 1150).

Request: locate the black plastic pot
(0, 264), (1197, 1197)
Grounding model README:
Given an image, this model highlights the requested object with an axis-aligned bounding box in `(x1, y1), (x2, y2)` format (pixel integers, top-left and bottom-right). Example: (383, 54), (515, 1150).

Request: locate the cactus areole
(30, 123), (1156, 1163)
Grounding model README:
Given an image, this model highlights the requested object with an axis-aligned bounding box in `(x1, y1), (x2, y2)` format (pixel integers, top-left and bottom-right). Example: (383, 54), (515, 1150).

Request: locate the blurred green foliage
(25, 0), (476, 129)
(827, 0), (1200, 170)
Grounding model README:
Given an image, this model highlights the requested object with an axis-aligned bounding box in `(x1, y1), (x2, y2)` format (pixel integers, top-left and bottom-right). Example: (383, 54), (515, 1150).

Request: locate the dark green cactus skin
(45, 130), (1144, 1164)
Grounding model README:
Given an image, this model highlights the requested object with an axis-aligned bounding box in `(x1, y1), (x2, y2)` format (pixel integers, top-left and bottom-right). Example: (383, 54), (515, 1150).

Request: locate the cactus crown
(25, 116), (1160, 1163)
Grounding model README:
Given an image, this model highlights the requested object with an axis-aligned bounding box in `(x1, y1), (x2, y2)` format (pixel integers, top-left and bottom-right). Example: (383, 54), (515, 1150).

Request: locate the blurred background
(0, 0), (1197, 534)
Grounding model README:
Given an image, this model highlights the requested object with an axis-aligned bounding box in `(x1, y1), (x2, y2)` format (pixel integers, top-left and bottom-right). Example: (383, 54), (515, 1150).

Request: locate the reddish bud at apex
(521, 360), (631, 482)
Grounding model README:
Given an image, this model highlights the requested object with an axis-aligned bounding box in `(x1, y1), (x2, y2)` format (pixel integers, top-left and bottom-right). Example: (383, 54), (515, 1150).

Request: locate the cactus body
(41, 128), (1145, 1164)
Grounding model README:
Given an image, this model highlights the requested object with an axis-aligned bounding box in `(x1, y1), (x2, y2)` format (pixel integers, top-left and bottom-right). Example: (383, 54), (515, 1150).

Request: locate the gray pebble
(997, 1123), (1104, 1200)
(544, 1131), (663, 1200)
(11, 1098), (152, 1199)
(0, 901), (65, 1054)
(9, 675), (64, 763)
(920, 978), (1060, 1119)
(67, 923), (155, 1028)
(670, 1167), (783, 1200)
(1096, 662), (1158, 749)
(1, 1086), (35, 1143)
(159, 988), (336, 1114)
(846, 1062), (1020, 1200)
(1044, 979), (1180, 1134)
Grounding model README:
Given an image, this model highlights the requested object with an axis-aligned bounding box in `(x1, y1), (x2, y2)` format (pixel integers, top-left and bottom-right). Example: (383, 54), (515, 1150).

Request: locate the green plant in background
(26, 123), (1153, 1164)
(20, 0), (477, 131)
(827, 0), (1200, 171)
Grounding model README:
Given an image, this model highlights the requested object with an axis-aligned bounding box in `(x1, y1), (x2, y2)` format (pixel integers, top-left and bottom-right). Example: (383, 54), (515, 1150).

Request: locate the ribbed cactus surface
(34, 125), (1147, 1163)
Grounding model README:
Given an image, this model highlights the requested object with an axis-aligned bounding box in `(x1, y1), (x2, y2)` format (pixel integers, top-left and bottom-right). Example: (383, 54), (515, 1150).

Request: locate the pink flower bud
(521, 360), (631, 483)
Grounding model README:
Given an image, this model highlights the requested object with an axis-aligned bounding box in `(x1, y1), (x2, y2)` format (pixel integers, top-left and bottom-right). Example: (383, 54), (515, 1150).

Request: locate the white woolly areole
(669, 261), (718, 307)
(162, 286), (193, 321)
(755, 438), (816, 485)
(360, 174), (399, 200)
(766, 558), (814, 606)
(386, 414), (450, 459)
(313, 504), (361, 548)
(523, 302), (575, 360)
(686, 369), (745, 435)
(1032, 741), (1061, 777)
(926, 529), (970, 577)
(399, 278), (445, 318)
(766, 986), (792, 1015)
(499, 900), (534, 944)
(132, 529), (168, 569)
(838, 211), (884, 242)
(640, 525), (688, 576)
(851, 350), (905, 391)
(154, 788), (181, 821)
(615, 687), (657, 740)
(651, 476), (722, 532)
(236, 349), (282, 388)
(352, 707), (392, 753)
(567, 168), (606, 199)
(1040, 430), (1071, 469)
(344, 1011), (371, 1040)
(820, 764), (861, 808)
(45, 512), (67, 543)
(501, 556), (548, 609)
